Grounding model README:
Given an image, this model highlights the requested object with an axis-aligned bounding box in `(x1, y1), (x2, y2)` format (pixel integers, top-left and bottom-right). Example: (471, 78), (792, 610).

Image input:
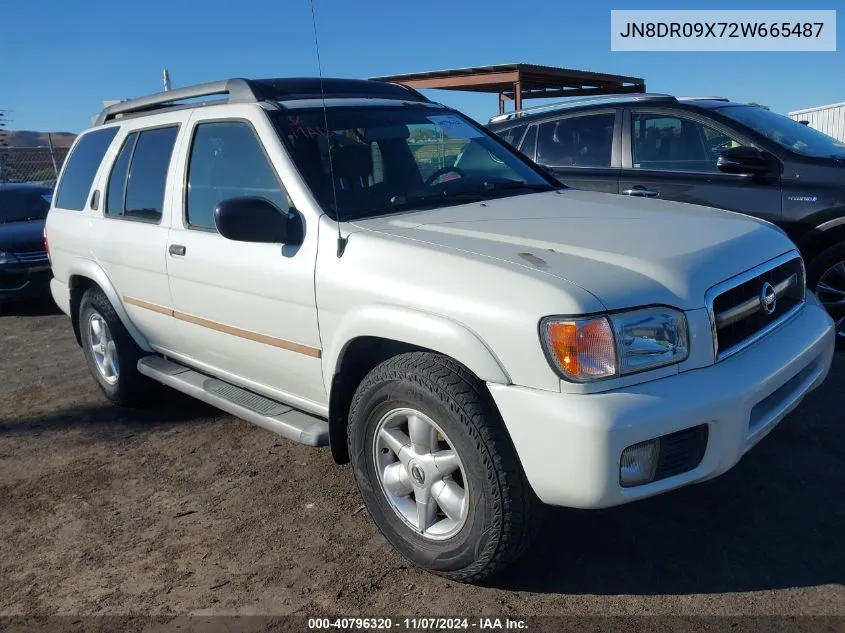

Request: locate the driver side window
(631, 113), (743, 173)
(186, 121), (290, 231)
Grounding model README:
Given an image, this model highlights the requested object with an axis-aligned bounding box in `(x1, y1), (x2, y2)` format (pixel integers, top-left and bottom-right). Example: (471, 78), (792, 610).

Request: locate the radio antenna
(308, 0), (346, 257)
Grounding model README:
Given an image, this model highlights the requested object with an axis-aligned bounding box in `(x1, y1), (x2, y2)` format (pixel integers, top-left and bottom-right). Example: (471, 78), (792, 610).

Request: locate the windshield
(0, 187), (53, 223)
(716, 105), (845, 160)
(271, 106), (556, 220)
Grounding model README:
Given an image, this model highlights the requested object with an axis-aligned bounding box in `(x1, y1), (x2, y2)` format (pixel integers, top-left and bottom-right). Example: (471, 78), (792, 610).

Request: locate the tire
(348, 352), (542, 583)
(79, 287), (152, 406)
(806, 242), (845, 350)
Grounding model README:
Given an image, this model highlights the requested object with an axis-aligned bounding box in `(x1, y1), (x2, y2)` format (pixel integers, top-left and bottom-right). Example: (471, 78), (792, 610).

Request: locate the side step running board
(137, 356), (329, 447)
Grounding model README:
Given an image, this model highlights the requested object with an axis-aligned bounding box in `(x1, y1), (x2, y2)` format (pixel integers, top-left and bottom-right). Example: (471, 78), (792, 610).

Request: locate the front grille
(653, 424), (709, 481)
(13, 250), (48, 263)
(709, 254), (805, 359)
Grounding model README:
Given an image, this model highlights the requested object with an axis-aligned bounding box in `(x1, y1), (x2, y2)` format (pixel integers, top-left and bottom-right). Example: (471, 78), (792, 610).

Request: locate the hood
(352, 189), (796, 311)
(0, 219), (46, 252)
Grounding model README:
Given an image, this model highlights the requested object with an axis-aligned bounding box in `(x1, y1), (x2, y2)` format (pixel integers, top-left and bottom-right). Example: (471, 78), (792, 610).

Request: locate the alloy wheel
(816, 261), (845, 338)
(372, 408), (469, 540)
(88, 313), (119, 384)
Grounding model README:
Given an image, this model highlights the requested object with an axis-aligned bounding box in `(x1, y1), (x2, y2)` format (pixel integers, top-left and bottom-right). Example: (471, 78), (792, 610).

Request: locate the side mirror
(716, 146), (774, 176)
(214, 197), (302, 244)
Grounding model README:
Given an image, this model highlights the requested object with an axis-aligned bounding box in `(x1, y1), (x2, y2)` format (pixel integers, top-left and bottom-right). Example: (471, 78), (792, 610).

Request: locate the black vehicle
(0, 183), (53, 301)
(488, 94), (845, 343)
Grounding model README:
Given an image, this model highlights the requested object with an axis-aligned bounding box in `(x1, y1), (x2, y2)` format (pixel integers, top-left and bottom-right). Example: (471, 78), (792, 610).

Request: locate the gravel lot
(1, 300), (843, 618)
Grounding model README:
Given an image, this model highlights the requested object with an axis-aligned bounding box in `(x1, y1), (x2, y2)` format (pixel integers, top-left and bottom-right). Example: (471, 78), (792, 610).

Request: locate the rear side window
(186, 121), (289, 230)
(105, 126), (178, 222)
(54, 127), (119, 211)
(536, 112), (615, 167)
(497, 124), (527, 148)
(520, 125), (538, 161)
(105, 133), (137, 215)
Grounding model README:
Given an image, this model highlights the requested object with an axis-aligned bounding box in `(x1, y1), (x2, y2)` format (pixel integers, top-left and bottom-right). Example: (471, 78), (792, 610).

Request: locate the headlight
(0, 251), (19, 265)
(540, 307), (689, 382)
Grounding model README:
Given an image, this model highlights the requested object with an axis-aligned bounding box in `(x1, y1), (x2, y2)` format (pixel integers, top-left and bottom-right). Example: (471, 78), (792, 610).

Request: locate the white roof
(788, 102), (845, 116)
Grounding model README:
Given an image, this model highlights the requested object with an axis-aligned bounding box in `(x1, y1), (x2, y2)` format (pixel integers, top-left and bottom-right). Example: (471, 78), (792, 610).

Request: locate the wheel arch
(324, 306), (511, 464)
(792, 210), (845, 271)
(67, 259), (152, 352)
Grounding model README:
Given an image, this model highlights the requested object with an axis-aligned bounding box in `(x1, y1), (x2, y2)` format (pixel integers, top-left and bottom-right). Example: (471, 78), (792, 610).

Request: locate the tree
(748, 102), (771, 110)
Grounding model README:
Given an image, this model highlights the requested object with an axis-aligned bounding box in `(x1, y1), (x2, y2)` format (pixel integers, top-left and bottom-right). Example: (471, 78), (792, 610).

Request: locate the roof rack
(488, 93), (677, 124)
(93, 77), (431, 126)
(94, 79), (253, 126)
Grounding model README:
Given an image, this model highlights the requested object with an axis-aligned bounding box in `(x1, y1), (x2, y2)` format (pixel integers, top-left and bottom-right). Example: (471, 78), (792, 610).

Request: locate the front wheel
(807, 242), (845, 349)
(348, 352), (542, 583)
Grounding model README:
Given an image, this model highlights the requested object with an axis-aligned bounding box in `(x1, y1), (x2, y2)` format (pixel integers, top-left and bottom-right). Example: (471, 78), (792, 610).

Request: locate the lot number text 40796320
(307, 618), (528, 630)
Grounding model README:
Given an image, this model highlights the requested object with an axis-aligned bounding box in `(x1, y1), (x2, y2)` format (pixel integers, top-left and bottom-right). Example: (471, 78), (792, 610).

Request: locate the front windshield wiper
(390, 190), (489, 208)
(357, 190), (490, 218)
(480, 180), (558, 193)
(355, 181), (559, 219)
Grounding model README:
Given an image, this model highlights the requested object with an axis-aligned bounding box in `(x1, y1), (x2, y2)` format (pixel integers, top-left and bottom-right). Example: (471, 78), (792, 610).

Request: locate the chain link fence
(0, 145), (70, 186)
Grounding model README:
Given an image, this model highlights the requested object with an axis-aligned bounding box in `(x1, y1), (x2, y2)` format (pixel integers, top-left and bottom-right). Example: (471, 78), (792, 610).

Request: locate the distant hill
(0, 130), (77, 148)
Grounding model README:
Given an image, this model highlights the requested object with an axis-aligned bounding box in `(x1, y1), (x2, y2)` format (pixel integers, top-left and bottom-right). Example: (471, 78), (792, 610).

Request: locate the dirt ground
(1, 300), (844, 619)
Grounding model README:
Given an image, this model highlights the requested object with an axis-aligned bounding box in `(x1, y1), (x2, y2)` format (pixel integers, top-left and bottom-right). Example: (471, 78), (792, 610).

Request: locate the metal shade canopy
(371, 63), (646, 114)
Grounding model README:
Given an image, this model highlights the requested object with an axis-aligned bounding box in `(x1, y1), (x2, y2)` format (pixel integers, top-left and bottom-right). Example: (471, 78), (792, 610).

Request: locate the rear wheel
(79, 288), (153, 406)
(807, 242), (845, 349)
(348, 352), (542, 583)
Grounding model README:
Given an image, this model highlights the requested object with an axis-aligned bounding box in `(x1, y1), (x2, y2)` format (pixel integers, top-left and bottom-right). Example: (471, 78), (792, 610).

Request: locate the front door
(163, 106), (325, 410)
(619, 108), (782, 223)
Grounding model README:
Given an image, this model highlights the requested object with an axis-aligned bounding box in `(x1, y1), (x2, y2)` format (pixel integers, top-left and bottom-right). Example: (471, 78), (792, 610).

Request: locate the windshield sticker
(427, 115), (484, 139)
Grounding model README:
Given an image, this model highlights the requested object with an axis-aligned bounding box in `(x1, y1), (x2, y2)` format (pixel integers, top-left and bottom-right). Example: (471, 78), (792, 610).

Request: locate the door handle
(169, 244), (186, 256)
(622, 186), (660, 198)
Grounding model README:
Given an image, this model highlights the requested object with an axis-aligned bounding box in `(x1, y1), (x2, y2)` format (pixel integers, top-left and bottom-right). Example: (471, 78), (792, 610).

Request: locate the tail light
(44, 227), (51, 264)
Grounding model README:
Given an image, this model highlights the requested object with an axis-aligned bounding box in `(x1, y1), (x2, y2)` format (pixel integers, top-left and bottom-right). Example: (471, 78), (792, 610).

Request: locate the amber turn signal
(542, 317), (617, 381)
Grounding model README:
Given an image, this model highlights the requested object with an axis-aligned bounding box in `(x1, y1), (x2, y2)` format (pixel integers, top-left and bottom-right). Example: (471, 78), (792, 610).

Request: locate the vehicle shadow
(0, 389), (219, 439)
(0, 296), (61, 317)
(502, 370), (845, 595)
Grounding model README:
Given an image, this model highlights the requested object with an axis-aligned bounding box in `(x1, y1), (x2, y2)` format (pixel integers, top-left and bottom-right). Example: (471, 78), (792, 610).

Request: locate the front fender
(786, 206), (845, 253)
(324, 304), (511, 385)
(68, 258), (153, 352)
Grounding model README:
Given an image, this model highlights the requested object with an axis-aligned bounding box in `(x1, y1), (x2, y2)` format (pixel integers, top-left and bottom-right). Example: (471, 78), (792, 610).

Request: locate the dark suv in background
(488, 94), (845, 344)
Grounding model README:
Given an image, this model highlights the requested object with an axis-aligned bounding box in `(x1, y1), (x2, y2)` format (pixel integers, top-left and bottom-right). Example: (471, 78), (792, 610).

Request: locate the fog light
(620, 439), (659, 487)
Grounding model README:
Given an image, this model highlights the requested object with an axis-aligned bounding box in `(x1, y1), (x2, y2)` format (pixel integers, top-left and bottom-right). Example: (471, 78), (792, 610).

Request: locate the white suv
(46, 77), (835, 583)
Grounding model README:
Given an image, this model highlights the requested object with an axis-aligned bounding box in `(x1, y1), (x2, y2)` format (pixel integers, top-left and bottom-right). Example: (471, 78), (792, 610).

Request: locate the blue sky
(1, 0), (841, 133)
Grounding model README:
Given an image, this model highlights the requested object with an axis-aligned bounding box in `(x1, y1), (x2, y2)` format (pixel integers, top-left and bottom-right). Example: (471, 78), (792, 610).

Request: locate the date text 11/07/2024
(307, 618), (528, 630)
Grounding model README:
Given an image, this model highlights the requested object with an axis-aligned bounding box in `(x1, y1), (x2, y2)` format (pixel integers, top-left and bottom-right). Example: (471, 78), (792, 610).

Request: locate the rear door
(527, 109), (620, 193)
(87, 112), (186, 352)
(619, 107), (782, 223)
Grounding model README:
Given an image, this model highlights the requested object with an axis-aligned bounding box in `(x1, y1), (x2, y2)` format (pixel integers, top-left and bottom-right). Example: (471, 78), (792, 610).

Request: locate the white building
(788, 102), (845, 142)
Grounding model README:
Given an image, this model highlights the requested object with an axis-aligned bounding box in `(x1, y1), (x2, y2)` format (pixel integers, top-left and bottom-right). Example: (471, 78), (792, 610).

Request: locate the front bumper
(489, 294), (835, 509)
(0, 263), (52, 301)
